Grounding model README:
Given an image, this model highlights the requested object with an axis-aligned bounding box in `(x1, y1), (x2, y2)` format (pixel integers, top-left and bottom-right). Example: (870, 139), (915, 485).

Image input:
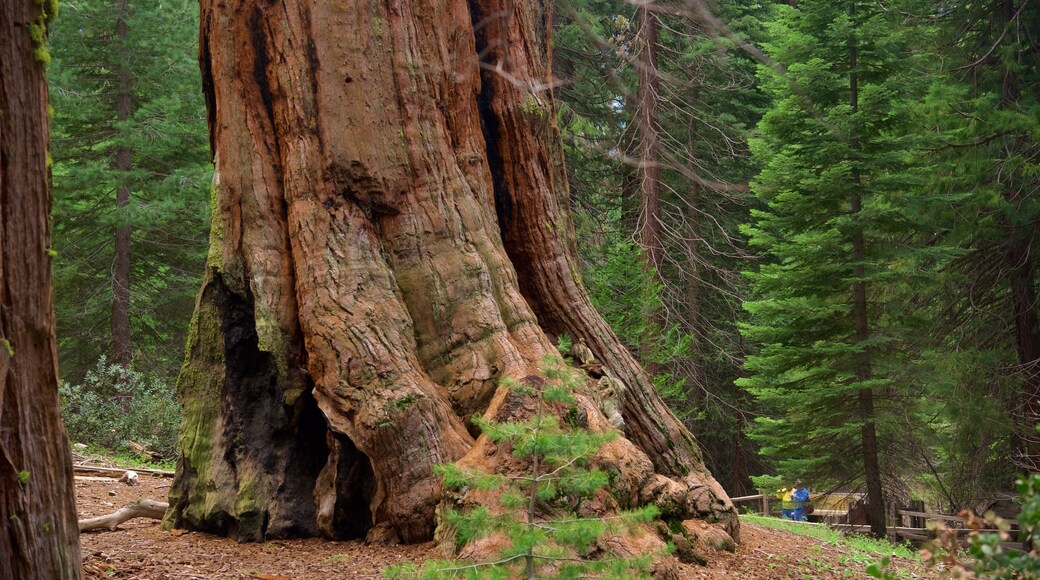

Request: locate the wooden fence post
(909, 500), (924, 529)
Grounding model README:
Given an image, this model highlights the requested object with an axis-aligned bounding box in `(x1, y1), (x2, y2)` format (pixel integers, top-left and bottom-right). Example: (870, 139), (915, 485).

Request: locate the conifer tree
(386, 358), (659, 579)
(48, 0), (210, 380)
(738, 0), (933, 537)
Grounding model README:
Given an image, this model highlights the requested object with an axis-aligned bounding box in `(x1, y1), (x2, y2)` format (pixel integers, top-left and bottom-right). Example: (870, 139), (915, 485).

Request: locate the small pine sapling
(386, 356), (660, 579)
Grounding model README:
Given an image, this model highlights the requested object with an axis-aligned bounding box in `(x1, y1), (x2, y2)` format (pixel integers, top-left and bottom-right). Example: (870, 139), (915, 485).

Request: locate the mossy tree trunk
(164, 0), (738, 545)
(0, 0), (82, 577)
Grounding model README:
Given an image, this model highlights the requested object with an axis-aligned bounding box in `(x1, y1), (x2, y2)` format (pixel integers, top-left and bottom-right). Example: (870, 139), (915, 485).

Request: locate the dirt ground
(77, 474), (937, 579)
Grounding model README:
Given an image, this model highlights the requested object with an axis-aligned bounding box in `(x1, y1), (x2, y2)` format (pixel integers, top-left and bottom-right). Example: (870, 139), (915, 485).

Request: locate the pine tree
(48, 0), (211, 381)
(738, 0), (935, 537)
(386, 358), (659, 579)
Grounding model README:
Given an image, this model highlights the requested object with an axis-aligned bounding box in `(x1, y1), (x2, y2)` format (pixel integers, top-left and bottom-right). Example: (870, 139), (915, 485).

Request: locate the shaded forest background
(49, 0), (1039, 520)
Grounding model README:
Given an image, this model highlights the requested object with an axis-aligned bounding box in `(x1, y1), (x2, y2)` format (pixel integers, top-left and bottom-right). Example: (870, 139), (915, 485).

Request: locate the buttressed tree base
(163, 0), (738, 549)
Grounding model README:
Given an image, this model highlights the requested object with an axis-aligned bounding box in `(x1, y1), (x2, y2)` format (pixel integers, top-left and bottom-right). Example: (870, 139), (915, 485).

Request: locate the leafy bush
(948, 474), (1040, 579)
(868, 473), (1040, 579)
(59, 356), (180, 458)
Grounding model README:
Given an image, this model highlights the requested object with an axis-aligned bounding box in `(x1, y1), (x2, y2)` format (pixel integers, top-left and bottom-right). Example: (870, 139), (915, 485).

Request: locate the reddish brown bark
(165, 0), (736, 547)
(633, 3), (665, 375)
(1009, 235), (1040, 472)
(0, 1), (82, 577)
(111, 0), (132, 369)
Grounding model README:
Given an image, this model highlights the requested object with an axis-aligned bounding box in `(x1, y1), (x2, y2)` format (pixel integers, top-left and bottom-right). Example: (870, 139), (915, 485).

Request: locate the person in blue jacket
(791, 481), (810, 521)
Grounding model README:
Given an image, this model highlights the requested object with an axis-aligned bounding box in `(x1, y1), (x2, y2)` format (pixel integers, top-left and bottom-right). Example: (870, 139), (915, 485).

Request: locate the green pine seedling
(386, 356), (659, 579)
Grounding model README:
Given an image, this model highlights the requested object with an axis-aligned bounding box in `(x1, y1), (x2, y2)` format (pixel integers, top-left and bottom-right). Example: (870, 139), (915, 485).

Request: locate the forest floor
(77, 473), (939, 579)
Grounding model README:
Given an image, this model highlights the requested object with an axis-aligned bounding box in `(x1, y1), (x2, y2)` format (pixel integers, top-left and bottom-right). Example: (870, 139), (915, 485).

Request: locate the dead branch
(79, 499), (169, 532)
(74, 476), (120, 483)
(73, 463), (174, 478)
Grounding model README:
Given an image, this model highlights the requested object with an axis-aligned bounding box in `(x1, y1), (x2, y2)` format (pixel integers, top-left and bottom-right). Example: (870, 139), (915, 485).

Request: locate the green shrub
(59, 356), (180, 458)
(385, 356), (659, 579)
(868, 473), (1040, 579)
(958, 474), (1040, 579)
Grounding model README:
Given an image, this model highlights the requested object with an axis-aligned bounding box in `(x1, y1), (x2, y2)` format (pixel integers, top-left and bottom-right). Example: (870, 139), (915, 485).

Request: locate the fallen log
(74, 471), (140, 486)
(79, 499), (169, 532)
(73, 463), (174, 478)
(74, 476), (120, 483)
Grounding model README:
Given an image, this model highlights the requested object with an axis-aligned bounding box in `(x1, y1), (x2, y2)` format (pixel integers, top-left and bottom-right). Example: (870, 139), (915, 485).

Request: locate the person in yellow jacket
(776, 487), (795, 519)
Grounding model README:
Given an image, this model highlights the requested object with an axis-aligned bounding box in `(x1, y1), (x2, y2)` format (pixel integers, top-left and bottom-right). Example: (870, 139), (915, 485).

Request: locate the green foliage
(59, 356), (180, 458)
(584, 241), (692, 416)
(585, 242), (672, 361)
(902, 0), (1040, 492)
(557, 0), (768, 494)
(385, 357), (658, 579)
(555, 334), (573, 358)
(48, 0), (211, 381)
(871, 474), (1040, 579)
(959, 475), (1040, 579)
(738, 0), (939, 495)
(737, 0), (1040, 512)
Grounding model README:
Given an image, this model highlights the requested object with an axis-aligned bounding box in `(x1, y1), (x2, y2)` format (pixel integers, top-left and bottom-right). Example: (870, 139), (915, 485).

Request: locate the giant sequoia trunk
(164, 0), (737, 545)
(0, 0), (82, 577)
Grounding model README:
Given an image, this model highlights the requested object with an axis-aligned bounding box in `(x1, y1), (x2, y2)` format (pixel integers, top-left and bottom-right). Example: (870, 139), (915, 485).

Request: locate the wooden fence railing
(726, 494), (1024, 550)
(730, 493), (770, 515)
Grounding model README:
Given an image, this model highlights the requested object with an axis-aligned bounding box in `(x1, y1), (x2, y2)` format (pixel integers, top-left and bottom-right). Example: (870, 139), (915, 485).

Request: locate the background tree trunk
(634, 2), (664, 374)
(165, 0), (737, 545)
(0, 0), (82, 577)
(635, 2), (662, 277)
(849, 2), (885, 537)
(111, 0), (133, 370)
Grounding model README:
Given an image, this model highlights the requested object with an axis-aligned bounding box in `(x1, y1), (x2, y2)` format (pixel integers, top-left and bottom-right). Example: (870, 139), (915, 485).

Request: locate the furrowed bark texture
(0, 1), (82, 577)
(165, 0), (737, 545)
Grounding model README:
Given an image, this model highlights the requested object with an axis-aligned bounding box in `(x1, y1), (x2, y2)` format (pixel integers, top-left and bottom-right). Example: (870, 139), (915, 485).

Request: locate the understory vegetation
(385, 358), (660, 579)
(59, 356), (180, 459)
(869, 473), (1040, 579)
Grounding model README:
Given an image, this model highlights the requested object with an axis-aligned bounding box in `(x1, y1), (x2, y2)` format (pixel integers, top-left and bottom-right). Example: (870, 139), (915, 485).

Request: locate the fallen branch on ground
(75, 470), (140, 486)
(74, 476), (119, 483)
(79, 499), (169, 532)
(73, 463), (174, 478)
